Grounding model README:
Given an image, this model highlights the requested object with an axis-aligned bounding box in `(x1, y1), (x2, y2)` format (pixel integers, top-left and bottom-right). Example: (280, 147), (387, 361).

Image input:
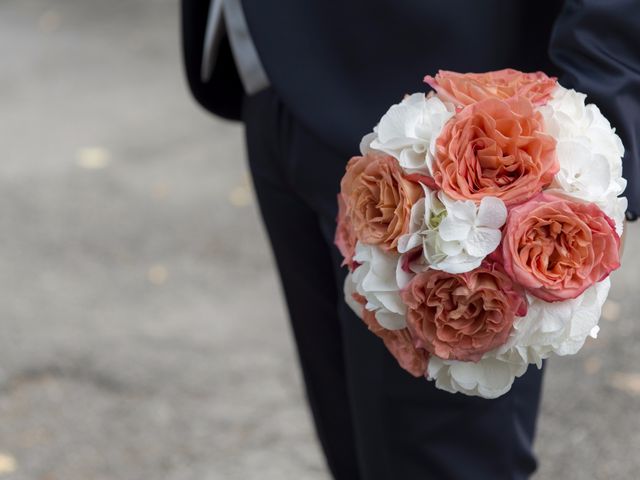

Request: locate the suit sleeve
(180, 0), (244, 121)
(549, 0), (640, 219)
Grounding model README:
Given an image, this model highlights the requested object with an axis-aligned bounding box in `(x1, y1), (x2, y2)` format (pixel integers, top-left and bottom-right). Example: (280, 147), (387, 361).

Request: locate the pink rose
(340, 153), (423, 251)
(432, 97), (558, 206)
(401, 264), (527, 362)
(335, 194), (357, 270)
(424, 69), (557, 107)
(352, 293), (429, 377)
(502, 193), (621, 302)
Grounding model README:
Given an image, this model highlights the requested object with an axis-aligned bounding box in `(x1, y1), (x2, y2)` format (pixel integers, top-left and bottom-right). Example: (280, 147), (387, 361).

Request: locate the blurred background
(1, 1), (639, 479)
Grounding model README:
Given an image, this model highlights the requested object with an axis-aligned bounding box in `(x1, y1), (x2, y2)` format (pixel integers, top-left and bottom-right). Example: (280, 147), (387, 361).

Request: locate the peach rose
(335, 194), (358, 270)
(401, 264), (527, 362)
(352, 292), (429, 377)
(501, 193), (621, 302)
(340, 153), (423, 251)
(433, 97), (558, 205)
(424, 69), (557, 107)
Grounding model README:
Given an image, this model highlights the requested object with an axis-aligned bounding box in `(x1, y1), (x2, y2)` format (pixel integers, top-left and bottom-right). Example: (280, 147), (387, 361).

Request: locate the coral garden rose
(501, 193), (621, 302)
(335, 194), (357, 270)
(433, 97), (558, 206)
(424, 69), (557, 107)
(401, 263), (527, 362)
(352, 292), (429, 377)
(340, 153), (423, 250)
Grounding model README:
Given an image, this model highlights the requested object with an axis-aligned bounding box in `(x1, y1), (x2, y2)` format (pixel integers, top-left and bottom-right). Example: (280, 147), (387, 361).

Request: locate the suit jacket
(181, 0), (640, 216)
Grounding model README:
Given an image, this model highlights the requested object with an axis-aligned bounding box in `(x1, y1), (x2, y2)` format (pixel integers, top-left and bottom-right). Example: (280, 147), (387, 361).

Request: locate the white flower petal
(399, 146), (429, 171)
(398, 198), (427, 254)
(438, 215), (471, 241)
(442, 196), (476, 223)
(375, 309), (407, 330)
(438, 238), (463, 256)
(351, 242), (406, 317)
(359, 132), (378, 155)
(465, 226), (501, 257)
(375, 291), (406, 315)
(433, 254), (482, 274)
(554, 141), (610, 199)
(375, 100), (421, 143)
(476, 196), (507, 229)
(370, 93), (453, 172)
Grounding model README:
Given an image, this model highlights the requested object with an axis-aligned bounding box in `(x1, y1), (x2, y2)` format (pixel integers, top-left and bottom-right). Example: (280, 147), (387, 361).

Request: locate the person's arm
(549, 0), (640, 220)
(180, 0), (244, 120)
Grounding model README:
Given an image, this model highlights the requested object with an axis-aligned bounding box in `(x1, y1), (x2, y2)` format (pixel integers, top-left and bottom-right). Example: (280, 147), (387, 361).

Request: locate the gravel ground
(1, 1), (639, 479)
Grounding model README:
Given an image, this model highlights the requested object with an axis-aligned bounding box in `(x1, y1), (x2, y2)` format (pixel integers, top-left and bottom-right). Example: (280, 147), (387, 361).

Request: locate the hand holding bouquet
(336, 69), (626, 398)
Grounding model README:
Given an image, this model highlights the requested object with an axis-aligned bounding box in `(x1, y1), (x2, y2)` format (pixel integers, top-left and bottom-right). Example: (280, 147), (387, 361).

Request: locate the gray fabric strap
(201, 0), (224, 83)
(201, 0), (270, 95)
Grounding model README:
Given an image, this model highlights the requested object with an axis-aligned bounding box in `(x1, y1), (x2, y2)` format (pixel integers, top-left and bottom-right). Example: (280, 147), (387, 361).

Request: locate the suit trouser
(242, 87), (545, 480)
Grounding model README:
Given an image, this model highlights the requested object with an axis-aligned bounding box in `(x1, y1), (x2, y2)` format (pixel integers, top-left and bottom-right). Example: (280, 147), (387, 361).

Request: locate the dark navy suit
(181, 1), (640, 478)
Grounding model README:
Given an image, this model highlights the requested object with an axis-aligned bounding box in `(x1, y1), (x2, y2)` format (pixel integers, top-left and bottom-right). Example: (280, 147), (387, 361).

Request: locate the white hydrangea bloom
(398, 189), (507, 274)
(351, 242), (406, 330)
(369, 93), (454, 173)
(427, 356), (530, 399)
(541, 85), (627, 235)
(495, 278), (610, 367)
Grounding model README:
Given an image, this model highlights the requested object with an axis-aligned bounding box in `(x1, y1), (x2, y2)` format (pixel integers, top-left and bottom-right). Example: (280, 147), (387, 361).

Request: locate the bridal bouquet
(336, 69), (626, 398)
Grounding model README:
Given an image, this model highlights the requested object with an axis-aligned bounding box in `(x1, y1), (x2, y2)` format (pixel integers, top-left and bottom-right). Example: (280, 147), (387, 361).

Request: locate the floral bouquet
(336, 69), (626, 398)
